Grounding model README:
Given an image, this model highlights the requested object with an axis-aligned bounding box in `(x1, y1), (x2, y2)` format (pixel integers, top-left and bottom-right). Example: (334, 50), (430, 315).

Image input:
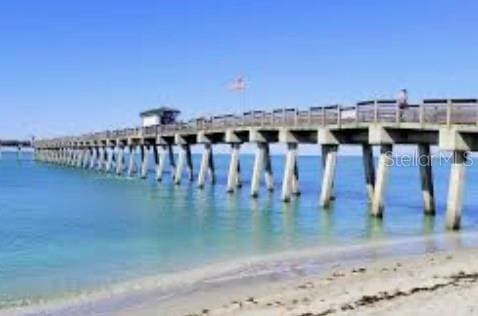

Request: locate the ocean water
(1, 149), (478, 310)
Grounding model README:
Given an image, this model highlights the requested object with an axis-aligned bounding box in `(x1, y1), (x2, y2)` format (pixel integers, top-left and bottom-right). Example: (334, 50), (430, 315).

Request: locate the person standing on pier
(397, 88), (408, 120)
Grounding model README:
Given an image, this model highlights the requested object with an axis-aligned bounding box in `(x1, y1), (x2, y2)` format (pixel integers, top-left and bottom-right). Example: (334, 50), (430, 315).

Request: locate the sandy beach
(111, 245), (478, 316)
(4, 234), (478, 316)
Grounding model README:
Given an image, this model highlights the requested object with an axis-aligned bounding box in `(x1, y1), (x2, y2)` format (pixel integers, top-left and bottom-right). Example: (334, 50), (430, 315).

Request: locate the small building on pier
(140, 107), (180, 127)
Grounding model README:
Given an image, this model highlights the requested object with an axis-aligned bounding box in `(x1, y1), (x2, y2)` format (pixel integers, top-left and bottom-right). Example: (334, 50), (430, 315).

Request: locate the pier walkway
(33, 98), (478, 230)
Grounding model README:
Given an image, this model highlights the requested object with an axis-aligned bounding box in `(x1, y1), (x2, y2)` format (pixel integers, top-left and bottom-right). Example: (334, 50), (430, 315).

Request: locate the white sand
(112, 248), (478, 316)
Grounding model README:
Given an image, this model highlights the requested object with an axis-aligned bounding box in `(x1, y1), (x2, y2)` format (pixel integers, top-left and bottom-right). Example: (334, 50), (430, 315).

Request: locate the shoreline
(4, 231), (478, 315)
(134, 246), (478, 316)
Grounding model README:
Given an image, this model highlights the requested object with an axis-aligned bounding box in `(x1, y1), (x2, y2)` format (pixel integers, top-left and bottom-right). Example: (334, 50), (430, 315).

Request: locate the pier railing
(35, 98), (478, 146)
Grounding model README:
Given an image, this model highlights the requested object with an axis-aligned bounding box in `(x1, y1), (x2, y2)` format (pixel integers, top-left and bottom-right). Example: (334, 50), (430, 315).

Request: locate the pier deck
(33, 98), (478, 230)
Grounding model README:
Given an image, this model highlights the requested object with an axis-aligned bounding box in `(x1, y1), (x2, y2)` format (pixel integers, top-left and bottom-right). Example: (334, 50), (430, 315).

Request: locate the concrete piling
(140, 145), (150, 179)
(96, 148), (104, 171)
(281, 143), (297, 202)
(174, 145), (186, 185)
(168, 144), (176, 179)
(362, 144), (375, 202)
(198, 144), (212, 188)
(320, 145), (338, 208)
(208, 145), (216, 184)
(292, 159), (300, 195)
(185, 144), (194, 181)
(418, 144), (435, 215)
(264, 143), (274, 192)
(82, 149), (90, 168)
(227, 143), (241, 193)
(321, 145), (336, 200)
(251, 142), (266, 198)
(446, 151), (467, 230)
(105, 147), (114, 173)
(127, 145), (137, 177)
(370, 144), (393, 217)
(116, 146), (124, 175)
(155, 145), (166, 181)
(89, 148), (97, 169)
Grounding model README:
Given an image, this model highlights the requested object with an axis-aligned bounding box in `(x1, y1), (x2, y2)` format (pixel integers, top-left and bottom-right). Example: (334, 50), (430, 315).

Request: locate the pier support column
(362, 144), (376, 202)
(81, 149), (87, 168)
(371, 144), (393, 217)
(73, 149), (79, 167)
(264, 143), (274, 192)
(154, 145), (166, 181)
(320, 145), (338, 208)
(292, 159), (300, 195)
(127, 145), (137, 177)
(73, 148), (81, 168)
(89, 148), (97, 169)
(94, 148), (100, 170)
(100, 146), (108, 171)
(140, 145), (150, 179)
(446, 151), (467, 230)
(82, 149), (90, 168)
(418, 144), (435, 215)
(68, 149), (74, 166)
(185, 144), (194, 181)
(198, 143), (213, 188)
(174, 145), (186, 185)
(226, 143), (241, 193)
(281, 143), (298, 202)
(105, 147), (114, 173)
(209, 145), (216, 185)
(75, 149), (82, 167)
(116, 146), (125, 175)
(168, 144), (176, 180)
(71, 149), (77, 166)
(321, 146), (336, 201)
(251, 142), (266, 198)
(95, 148), (101, 170)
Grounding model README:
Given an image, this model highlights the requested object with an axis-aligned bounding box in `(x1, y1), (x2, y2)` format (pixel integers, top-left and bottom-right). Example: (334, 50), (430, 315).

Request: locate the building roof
(140, 107), (180, 117)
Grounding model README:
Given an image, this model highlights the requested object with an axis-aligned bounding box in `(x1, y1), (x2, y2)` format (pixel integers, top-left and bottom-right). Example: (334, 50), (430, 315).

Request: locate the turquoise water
(1, 149), (478, 308)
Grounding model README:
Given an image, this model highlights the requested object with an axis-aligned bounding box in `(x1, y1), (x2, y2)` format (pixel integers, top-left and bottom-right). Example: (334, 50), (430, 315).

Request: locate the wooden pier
(33, 98), (478, 230)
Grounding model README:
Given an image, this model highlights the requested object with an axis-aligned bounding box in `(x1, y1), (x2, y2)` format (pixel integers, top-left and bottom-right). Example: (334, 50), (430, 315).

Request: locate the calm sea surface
(1, 149), (478, 308)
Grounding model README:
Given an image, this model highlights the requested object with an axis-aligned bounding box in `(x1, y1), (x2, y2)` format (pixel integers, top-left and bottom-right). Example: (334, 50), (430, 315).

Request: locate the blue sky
(1, 0), (477, 139)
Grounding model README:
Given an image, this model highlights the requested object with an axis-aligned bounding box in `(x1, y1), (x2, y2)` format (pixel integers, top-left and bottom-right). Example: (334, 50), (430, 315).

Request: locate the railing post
(395, 101), (400, 124)
(355, 104), (359, 124)
(446, 99), (452, 127)
(308, 109), (312, 125)
(294, 109), (299, 126)
(336, 105), (341, 127)
(419, 101), (425, 127)
(476, 101), (478, 127)
(321, 107), (326, 126)
(373, 100), (378, 123)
